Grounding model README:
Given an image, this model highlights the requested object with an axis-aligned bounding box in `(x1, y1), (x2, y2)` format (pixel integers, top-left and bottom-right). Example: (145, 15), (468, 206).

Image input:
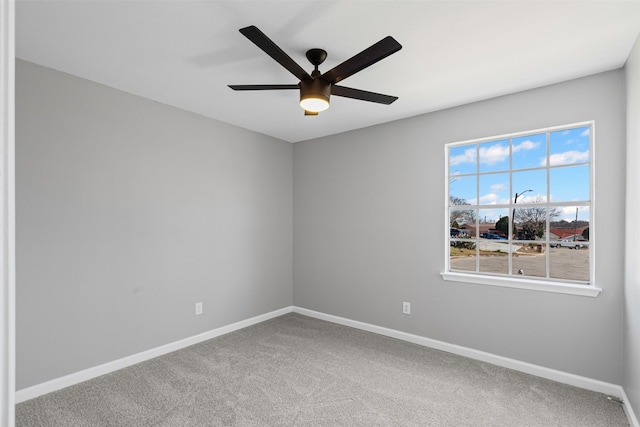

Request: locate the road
(450, 245), (589, 282)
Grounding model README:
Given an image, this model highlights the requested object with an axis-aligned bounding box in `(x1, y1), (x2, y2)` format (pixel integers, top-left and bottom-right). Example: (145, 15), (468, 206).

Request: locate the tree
(495, 216), (509, 236)
(582, 227), (589, 240)
(513, 195), (561, 240)
(449, 196), (475, 226)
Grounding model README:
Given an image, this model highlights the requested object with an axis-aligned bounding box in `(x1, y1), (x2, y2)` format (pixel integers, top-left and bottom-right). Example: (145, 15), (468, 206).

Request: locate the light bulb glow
(300, 96), (330, 113)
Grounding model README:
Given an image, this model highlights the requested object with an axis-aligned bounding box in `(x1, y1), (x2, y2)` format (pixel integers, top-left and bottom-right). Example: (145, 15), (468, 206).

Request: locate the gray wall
(624, 34), (640, 417)
(293, 70), (626, 384)
(16, 60), (293, 389)
(16, 55), (631, 396)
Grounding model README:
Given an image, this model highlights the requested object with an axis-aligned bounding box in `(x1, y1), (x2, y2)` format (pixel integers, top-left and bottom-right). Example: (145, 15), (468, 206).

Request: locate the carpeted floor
(16, 313), (629, 426)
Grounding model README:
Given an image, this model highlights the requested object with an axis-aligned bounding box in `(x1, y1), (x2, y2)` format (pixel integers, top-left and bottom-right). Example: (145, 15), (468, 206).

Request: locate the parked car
(550, 237), (589, 249)
(481, 232), (506, 240)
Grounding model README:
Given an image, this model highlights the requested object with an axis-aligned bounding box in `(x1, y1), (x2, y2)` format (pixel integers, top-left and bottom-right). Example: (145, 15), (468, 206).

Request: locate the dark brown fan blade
(331, 85), (398, 104)
(239, 26), (311, 81)
(228, 84), (299, 91)
(320, 36), (402, 85)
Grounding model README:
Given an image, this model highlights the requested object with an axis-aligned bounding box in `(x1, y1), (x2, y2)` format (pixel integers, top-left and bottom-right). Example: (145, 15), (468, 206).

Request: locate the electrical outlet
(402, 301), (411, 315)
(195, 302), (203, 316)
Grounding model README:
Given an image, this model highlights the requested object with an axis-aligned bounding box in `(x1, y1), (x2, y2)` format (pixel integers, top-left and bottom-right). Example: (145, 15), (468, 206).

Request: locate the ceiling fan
(228, 25), (402, 116)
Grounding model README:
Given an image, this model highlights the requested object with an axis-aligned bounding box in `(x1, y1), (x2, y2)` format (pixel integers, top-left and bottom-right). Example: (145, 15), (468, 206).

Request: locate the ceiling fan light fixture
(299, 79), (330, 113)
(300, 96), (329, 113)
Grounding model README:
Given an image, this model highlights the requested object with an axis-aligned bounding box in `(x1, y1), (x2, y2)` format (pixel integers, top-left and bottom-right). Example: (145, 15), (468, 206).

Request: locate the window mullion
(509, 137), (514, 277)
(546, 131), (551, 279)
(475, 143), (480, 272)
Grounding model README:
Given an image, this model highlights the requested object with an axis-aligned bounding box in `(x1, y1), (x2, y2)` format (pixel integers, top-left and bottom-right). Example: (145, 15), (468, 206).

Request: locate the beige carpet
(16, 313), (628, 426)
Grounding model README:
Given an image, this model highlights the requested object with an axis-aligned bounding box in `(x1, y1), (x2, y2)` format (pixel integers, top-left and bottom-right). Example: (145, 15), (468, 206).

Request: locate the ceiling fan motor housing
(299, 78), (331, 111)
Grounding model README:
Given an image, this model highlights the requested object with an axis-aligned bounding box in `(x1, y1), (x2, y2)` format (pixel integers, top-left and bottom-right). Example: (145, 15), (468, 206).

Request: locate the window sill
(440, 272), (601, 297)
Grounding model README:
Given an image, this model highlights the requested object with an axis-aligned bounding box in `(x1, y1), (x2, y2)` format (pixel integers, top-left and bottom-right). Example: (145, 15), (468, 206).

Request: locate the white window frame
(441, 121), (601, 297)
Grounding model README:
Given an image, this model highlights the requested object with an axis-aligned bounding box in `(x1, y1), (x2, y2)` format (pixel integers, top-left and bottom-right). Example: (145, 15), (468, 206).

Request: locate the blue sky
(449, 125), (590, 223)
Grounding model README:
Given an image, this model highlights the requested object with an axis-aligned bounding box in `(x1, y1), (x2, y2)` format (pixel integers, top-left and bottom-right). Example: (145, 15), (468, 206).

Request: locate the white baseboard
(294, 307), (639, 426)
(16, 306), (293, 403)
(621, 388), (640, 427)
(292, 307), (623, 398)
(16, 304), (639, 427)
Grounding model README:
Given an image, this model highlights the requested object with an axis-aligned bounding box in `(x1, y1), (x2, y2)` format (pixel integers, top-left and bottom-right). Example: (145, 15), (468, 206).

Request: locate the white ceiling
(16, 1), (640, 143)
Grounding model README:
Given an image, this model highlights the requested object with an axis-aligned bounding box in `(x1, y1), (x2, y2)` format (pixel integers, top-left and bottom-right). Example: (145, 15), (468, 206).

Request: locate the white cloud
(562, 130), (570, 136)
(541, 150), (589, 166)
(580, 128), (590, 137)
(479, 144), (509, 166)
(513, 140), (540, 152)
(490, 183), (507, 193)
(479, 193), (499, 204)
(450, 147), (476, 166)
(478, 140), (540, 166)
(478, 193), (512, 205)
(556, 206), (590, 222)
(520, 194), (547, 203)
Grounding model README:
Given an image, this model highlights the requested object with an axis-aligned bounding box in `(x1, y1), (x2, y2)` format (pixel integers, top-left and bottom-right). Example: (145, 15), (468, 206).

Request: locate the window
(442, 122), (599, 296)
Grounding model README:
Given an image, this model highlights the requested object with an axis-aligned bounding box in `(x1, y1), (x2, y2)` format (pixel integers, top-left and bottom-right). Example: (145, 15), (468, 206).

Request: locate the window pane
(449, 175), (476, 206)
(548, 204), (590, 283)
(512, 243), (547, 278)
(479, 250), (508, 275)
(514, 207), (546, 240)
(450, 209), (476, 232)
(549, 126), (590, 166)
(550, 165), (589, 202)
(512, 169), (546, 203)
(479, 139), (509, 173)
(477, 208), (509, 239)
(478, 208), (509, 275)
(549, 244), (589, 282)
(512, 133), (546, 170)
(449, 144), (477, 175)
(479, 173), (509, 206)
(449, 242), (476, 272)
(549, 206), (589, 241)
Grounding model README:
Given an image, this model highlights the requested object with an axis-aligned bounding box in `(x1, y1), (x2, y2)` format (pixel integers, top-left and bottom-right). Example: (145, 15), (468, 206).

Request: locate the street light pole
(514, 189), (533, 204)
(512, 189), (533, 239)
